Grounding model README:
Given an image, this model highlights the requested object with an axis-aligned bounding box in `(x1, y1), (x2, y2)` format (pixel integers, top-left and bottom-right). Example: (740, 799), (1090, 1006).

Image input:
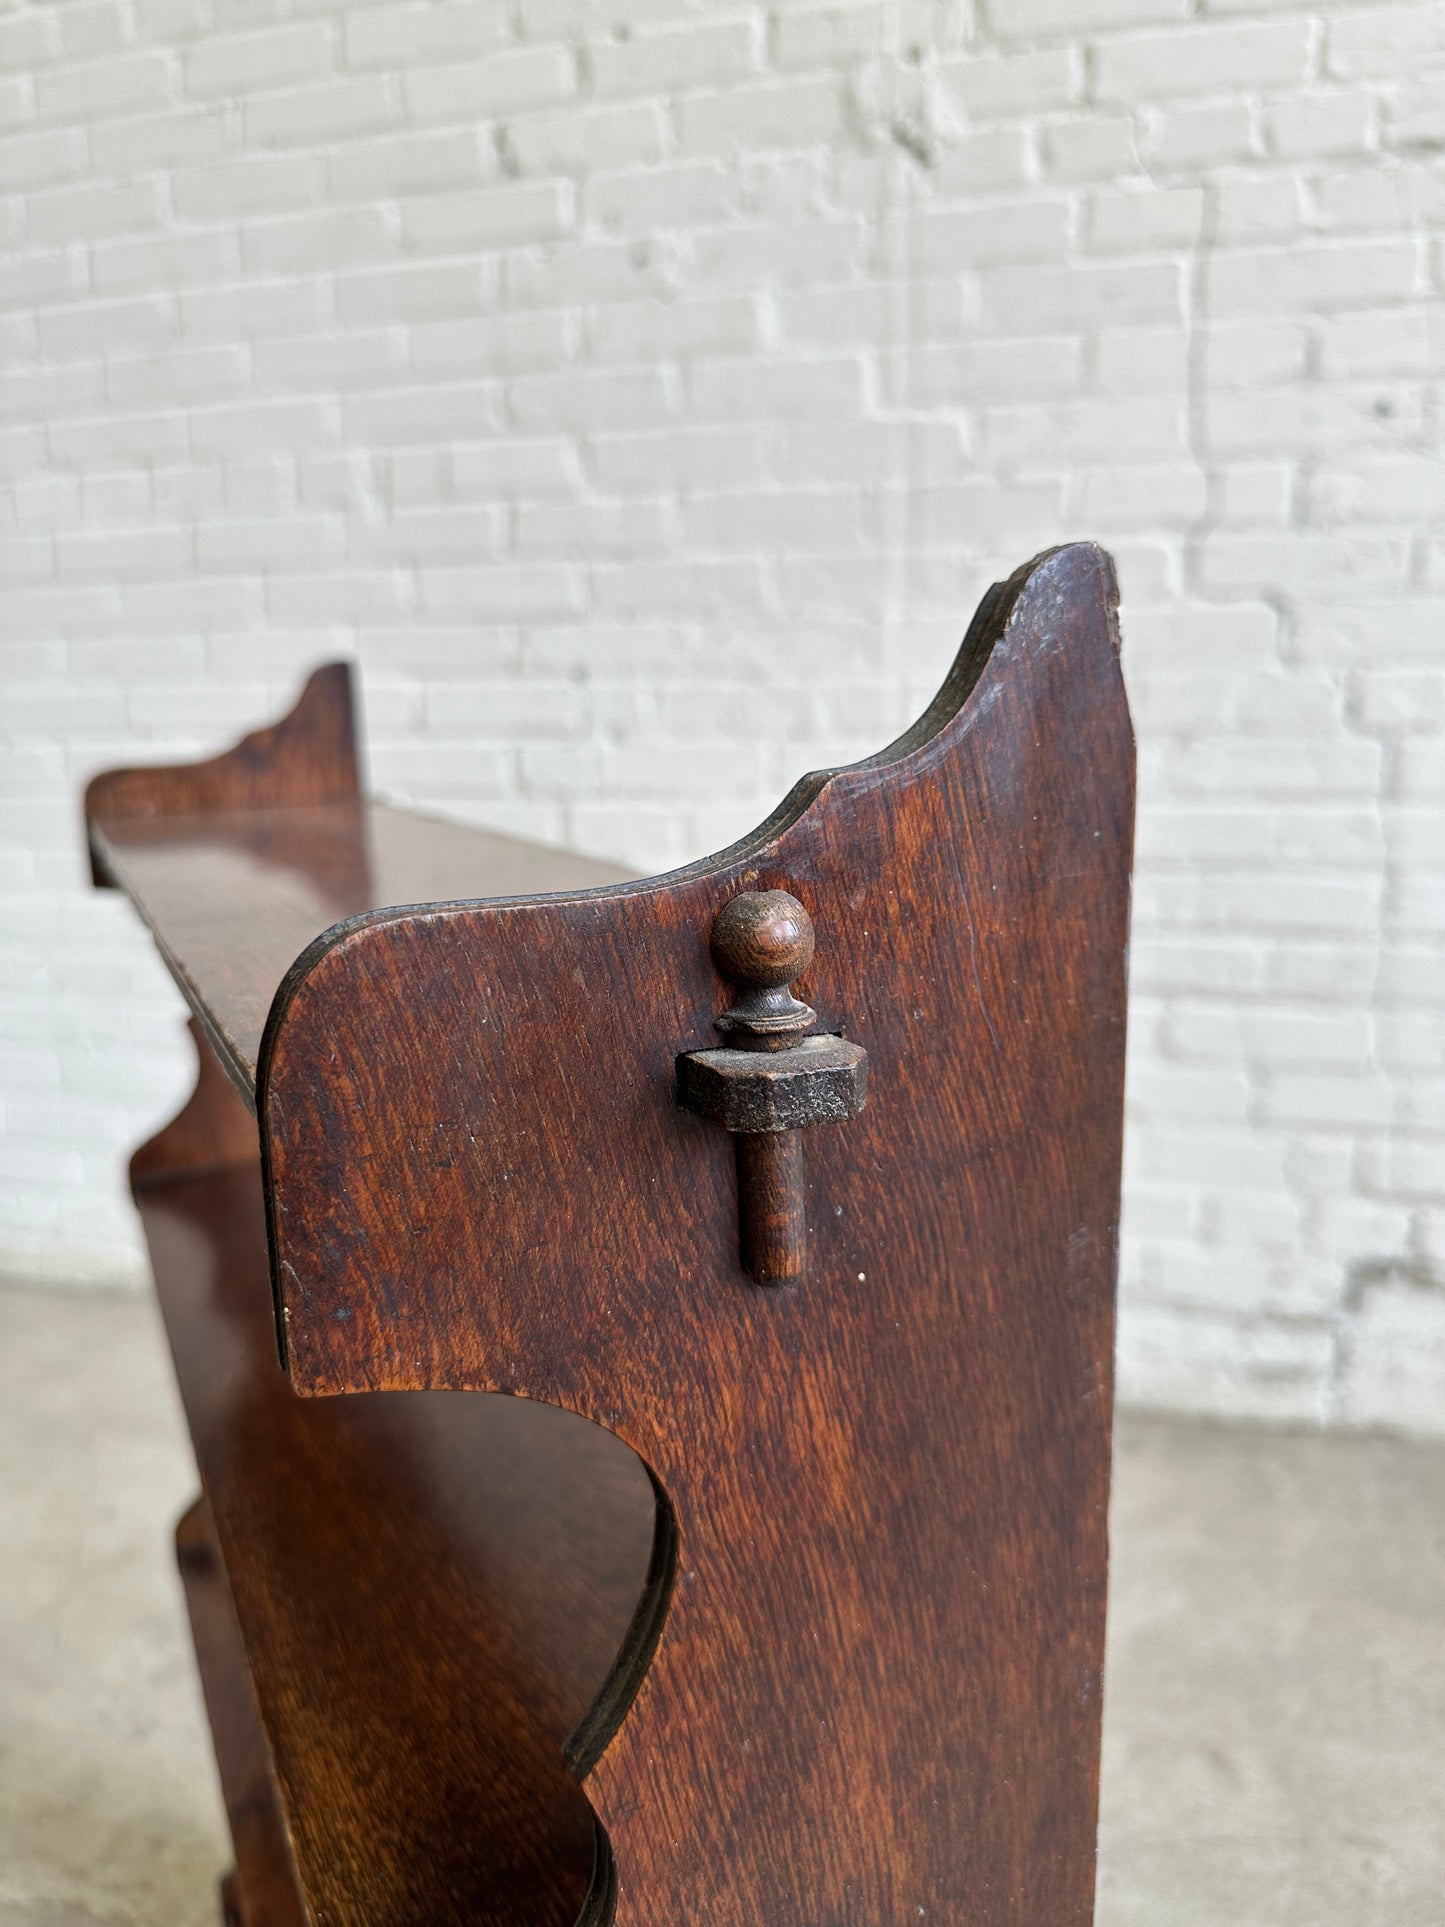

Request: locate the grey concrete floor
(2, 1282), (1442, 1926)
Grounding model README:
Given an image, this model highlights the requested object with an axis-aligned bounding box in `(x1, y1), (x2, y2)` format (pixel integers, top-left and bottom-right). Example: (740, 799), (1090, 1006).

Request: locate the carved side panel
(87, 662), (360, 886)
(259, 546), (1134, 1926)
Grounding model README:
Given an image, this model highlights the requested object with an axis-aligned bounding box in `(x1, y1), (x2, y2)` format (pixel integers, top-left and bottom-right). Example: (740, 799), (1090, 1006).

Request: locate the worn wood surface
(253, 543), (1135, 1925)
(94, 544), (1133, 1924)
(733, 1128), (806, 1282)
(91, 800), (631, 1100)
(85, 663), (361, 886)
(679, 889), (867, 1282)
(175, 1497), (308, 1927)
(138, 1027), (656, 1927)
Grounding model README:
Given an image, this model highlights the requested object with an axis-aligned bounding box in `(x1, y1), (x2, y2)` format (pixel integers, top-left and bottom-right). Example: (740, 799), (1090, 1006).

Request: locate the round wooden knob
(711, 890), (815, 991)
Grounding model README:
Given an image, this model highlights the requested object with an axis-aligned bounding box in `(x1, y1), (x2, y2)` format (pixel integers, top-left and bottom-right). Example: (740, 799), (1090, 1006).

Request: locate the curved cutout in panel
(256, 542), (1133, 1926)
(137, 1023), (665, 1927)
(567, 1469), (679, 1781)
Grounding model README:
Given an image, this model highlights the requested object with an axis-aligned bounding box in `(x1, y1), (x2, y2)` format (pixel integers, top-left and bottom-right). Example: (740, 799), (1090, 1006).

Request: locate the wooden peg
(677, 890), (867, 1284)
(708, 889), (817, 1053)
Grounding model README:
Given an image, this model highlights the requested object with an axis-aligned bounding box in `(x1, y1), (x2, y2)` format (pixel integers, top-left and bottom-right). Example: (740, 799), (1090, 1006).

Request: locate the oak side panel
(260, 544), (1136, 1926)
(86, 662), (360, 836)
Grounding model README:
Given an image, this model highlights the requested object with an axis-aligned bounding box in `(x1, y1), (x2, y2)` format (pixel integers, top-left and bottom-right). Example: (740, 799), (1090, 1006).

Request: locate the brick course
(2, 0), (1442, 1433)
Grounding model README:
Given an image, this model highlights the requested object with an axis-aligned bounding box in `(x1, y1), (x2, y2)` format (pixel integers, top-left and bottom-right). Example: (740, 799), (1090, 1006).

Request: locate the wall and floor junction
(2, 0), (1443, 1431)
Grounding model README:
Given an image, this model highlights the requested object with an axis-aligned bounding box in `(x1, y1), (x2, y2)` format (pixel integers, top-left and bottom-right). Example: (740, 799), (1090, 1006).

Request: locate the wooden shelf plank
(141, 1157), (655, 1927)
(93, 801), (631, 1098)
(175, 1496), (309, 1927)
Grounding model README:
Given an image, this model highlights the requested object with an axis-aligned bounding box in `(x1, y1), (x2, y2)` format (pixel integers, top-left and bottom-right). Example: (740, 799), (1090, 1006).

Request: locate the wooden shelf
(93, 801), (630, 1100)
(85, 660), (630, 1100)
(175, 1497), (307, 1927)
(85, 547), (1136, 1924)
(142, 1154), (655, 1927)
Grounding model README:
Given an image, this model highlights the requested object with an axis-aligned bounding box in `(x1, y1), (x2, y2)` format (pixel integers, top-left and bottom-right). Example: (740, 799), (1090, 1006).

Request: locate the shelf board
(176, 1496), (309, 1927)
(141, 1156), (655, 1927)
(92, 801), (632, 1100)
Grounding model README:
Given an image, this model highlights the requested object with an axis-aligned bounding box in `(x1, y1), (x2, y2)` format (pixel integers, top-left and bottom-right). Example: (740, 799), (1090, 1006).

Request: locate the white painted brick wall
(2, 0), (1442, 1435)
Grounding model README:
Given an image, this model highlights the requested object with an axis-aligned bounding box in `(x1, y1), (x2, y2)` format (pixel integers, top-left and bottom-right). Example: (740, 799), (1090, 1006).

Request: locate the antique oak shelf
(85, 543), (1134, 1927)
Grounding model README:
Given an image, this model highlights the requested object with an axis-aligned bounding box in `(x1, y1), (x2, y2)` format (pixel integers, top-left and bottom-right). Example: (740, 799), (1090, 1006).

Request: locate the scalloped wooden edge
(255, 545), (1116, 1106)
(85, 661), (361, 888)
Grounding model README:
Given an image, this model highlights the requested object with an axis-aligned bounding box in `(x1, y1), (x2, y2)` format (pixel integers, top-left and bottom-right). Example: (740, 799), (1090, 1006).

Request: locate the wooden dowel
(736, 1130), (806, 1284)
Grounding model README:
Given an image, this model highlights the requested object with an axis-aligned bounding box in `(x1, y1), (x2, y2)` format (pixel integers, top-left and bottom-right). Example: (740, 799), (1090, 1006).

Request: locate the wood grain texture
(175, 1497), (308, 1927)
(90, 800), (632, 1100)
(255, 543), (1135, 1925)
(141, 1029), (656, 1927)
(708, 888), (817, 1045)
(734, 1128), (807, 1282)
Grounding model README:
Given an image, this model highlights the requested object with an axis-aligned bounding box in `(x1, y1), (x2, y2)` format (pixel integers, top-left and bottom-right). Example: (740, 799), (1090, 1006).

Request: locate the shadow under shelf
(141, 1153), (657, 1927)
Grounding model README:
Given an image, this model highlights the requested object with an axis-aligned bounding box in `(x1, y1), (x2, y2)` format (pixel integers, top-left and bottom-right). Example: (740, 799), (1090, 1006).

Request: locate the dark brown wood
(678, 1040), (868, 1282)
(734, 1128), (806, 1282)
(86, 662), (361, 886)
(709, 889), (818, 1047)
(678, 888), (868, 1282)
(677, 1032), (868, 1135)
(86, 661), (360, 818)
(139, 1026), (656, 1927)
(132, 1018), (258, 1192)
(175, 1497), (308, 1927)
(253, 542), (1133, 1925)
(90, 803), (631, 1103)
(90, 542), (1133, 1927)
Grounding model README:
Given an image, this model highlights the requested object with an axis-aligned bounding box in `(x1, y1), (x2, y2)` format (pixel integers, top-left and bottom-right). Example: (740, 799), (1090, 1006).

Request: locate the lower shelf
(141, 1161), (656, 1927)
(176, 1497), (307, 1927)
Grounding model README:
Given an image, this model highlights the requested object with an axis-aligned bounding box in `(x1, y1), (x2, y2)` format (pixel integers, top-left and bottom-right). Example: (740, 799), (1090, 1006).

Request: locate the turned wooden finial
(710, 890), (816, 1052)
(678, 889), (867, 1285)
